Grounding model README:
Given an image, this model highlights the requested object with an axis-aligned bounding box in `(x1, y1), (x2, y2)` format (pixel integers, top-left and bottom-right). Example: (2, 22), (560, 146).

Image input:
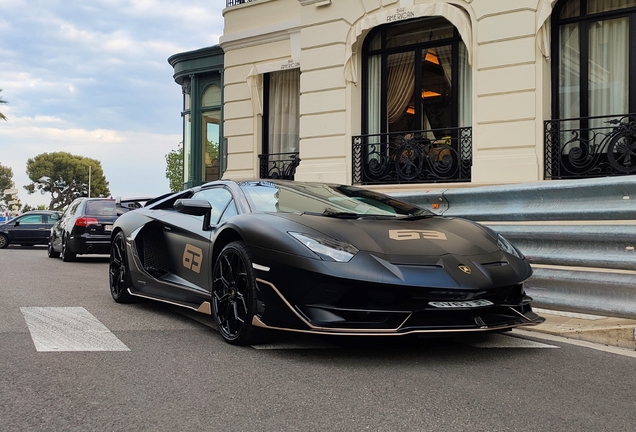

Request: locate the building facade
(214, 0), (635, 191)
(168, 46), (225, 189)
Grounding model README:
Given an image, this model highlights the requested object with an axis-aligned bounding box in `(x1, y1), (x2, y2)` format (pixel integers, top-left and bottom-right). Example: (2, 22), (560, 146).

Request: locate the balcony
(352, 127), (472, 185)
(226, 0), (255, 6)
(259, 152), (300, 180)
(544, 114), (636, 180)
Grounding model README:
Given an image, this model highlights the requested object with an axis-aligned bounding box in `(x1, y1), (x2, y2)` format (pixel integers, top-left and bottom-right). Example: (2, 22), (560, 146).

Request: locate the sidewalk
(523, 308), (636, 350)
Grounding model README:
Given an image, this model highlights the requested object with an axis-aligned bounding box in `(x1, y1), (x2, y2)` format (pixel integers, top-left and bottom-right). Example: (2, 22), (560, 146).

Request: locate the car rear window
(85, 201), (130, 216)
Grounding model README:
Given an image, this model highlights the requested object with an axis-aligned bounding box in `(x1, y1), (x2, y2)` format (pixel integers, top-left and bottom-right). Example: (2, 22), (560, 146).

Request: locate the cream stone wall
(220, 0), (553, 186)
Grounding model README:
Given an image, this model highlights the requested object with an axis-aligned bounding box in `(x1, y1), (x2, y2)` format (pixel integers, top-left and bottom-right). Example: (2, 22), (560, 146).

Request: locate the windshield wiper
(322, 210), (360, 219)
(400, 214), (435, 220)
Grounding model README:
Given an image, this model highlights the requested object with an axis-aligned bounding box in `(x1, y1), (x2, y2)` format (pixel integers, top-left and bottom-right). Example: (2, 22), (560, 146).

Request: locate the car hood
(277, 214), (500, 259)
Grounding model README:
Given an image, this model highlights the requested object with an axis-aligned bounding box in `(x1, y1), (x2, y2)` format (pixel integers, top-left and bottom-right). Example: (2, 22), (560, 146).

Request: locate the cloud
(0, 0), (224, 208)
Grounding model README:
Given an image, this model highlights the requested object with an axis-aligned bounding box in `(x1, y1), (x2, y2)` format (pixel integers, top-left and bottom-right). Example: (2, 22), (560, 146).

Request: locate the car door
(159, 186), (235, 294)
(51, 201), (80, 249)
(11, 214), (47, 243)
(44, 212), (60, 234)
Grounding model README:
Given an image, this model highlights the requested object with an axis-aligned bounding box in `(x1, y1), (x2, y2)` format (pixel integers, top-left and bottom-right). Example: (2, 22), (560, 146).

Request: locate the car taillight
(75, 217), (99, 227)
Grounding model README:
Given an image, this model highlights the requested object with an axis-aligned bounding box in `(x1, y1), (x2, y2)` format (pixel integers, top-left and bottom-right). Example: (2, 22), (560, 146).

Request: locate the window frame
(361, 16), (464, 135)
(550, 0), (636, 120)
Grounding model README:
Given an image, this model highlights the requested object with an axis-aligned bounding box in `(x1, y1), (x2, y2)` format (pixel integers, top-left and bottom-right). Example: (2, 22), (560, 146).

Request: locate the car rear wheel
(0, 234), (9, 249)
(61, 238), (76, 262)
(47, 242), (60, 258)
(212, 241), (271, 345)
(109, 231), (134, 303)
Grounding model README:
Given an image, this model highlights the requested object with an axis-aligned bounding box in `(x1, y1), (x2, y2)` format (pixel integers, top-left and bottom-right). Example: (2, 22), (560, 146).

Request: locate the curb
(523, 308), (636, 350)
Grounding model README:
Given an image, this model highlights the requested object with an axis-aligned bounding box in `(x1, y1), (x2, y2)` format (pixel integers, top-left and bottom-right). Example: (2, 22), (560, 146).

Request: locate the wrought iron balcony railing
(352, 127), (472, 185)
(259, 152), (300, 180)
(226, 0), (254, 7)
(544, 114), (636, 180)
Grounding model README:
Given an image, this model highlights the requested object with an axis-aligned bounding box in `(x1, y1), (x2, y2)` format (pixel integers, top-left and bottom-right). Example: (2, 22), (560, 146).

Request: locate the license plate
(429, 299), (494, 308)
(104, 225), (112, 232)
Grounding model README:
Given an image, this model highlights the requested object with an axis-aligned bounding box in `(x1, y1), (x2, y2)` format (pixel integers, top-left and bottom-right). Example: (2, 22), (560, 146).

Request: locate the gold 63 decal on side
(389, 229), (448, 241)
(183, 244), (203, 273)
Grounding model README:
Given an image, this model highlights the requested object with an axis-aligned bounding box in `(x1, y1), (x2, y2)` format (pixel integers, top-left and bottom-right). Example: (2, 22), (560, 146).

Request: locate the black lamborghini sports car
(109, 180), (544, 345)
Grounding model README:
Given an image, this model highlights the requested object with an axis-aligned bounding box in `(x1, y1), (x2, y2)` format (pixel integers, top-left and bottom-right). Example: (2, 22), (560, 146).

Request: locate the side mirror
(14, 221), (20, 227)
(174, 199), (213, 230)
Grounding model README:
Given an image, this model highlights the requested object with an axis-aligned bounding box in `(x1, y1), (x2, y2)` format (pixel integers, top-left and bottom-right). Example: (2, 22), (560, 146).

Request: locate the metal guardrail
(391, 175), (636, 319)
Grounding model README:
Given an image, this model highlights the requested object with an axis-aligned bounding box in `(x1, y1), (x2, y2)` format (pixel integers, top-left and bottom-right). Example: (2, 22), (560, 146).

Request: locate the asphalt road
(1, 246), (635, 431)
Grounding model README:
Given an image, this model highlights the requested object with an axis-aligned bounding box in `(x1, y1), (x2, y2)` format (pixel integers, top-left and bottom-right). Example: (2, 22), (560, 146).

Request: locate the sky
(0, 0), (225, 208)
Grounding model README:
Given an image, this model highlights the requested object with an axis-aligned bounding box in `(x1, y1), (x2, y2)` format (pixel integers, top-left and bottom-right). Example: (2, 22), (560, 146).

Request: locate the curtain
(268, 69), (300, 154)
(588, 16), (629, 131)
(458, 43), (472, 128)
(387, 52), (415, 125)
(367, 54), (381, 137)
(559, 23), (581, 121)
(560, 23), (581, 153)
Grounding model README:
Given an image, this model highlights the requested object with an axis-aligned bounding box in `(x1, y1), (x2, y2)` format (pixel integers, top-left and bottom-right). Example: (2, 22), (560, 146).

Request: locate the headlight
(497, 234), (524, 259)
(289, 232), (359, 262)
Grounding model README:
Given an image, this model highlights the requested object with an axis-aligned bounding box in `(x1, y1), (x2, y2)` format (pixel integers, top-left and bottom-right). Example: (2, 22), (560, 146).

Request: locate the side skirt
(127, 288), (212, 315)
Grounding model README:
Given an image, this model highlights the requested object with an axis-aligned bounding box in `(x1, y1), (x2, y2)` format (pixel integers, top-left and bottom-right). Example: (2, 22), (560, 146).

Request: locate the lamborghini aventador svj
(109, 180), (544, 345)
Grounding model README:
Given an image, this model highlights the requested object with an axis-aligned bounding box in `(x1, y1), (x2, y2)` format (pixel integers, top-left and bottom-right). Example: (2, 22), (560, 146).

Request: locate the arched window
(548, 0), (636, 178)
(355, 16), (472, 184)
(364, 16), (471, 135)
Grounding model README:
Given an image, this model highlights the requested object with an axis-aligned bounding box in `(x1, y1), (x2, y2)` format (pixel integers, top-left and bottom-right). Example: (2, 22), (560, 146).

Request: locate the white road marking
(514, 329), (636, 358)
(21, 307), (130, 352)
(253, 334), (559, 350)
(456, 333), (559, 349)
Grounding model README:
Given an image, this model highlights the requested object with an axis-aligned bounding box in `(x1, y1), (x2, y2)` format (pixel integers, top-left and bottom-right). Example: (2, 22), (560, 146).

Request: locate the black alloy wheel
(47, 241), (60, 258)
(0, 234), (9, 249)
(109, 231), (134, 303)
(212, 241), (270, 345)
(61, 237), (76, 262)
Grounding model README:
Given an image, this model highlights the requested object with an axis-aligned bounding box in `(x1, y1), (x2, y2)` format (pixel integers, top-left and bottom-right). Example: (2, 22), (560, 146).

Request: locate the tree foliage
(0, 163), (14, 210)
(165, 143), (183, 192)
(0, 89), (7, 121)
(25, 152), (110, 210)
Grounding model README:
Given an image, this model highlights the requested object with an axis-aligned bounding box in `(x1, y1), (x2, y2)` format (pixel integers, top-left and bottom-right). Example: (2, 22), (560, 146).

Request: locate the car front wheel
(0, 234), (8, 249)
(47, 241), (60, 258)
(109, 231), (134, 303)
(212, 241), (271, 345)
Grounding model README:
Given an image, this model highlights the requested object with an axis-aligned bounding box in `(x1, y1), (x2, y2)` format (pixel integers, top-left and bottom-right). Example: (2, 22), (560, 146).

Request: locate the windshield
(239, 181), (432, 217)
(85, 200), (130, 216)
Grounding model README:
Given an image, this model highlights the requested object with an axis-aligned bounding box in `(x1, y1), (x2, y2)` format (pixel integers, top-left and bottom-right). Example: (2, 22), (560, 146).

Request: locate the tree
(0, 89), (7, 121)
(0, 163), (14, 210)
(25, 152), (110, 210)
(165, 143), (184, 192)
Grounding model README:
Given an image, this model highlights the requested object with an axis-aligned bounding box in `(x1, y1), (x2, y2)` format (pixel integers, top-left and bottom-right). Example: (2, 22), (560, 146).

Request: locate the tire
(47, 241), (60, 258)
(61, 237), (76, 262)
(0, 234), (8, 249)
(212, 241), (271, 345)
(109, 231), (134, 303)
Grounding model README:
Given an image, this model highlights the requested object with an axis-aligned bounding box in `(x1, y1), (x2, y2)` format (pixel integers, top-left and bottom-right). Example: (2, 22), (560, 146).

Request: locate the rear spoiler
(115, 196), (155, 210)
(115, 192), (175, 209)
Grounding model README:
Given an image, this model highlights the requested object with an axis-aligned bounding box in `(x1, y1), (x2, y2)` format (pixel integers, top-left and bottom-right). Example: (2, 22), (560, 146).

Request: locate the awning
(344, 3), (474, 83)
(246, 59), (301, 115)
(536, 0), (558, 59)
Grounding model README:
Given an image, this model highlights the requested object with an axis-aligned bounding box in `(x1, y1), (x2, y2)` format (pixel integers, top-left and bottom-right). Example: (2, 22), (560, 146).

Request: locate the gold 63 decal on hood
(389, 230), (448, 241)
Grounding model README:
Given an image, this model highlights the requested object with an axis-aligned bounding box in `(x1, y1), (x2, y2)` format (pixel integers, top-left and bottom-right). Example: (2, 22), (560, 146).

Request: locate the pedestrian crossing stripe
(21, 307), (130, 352)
